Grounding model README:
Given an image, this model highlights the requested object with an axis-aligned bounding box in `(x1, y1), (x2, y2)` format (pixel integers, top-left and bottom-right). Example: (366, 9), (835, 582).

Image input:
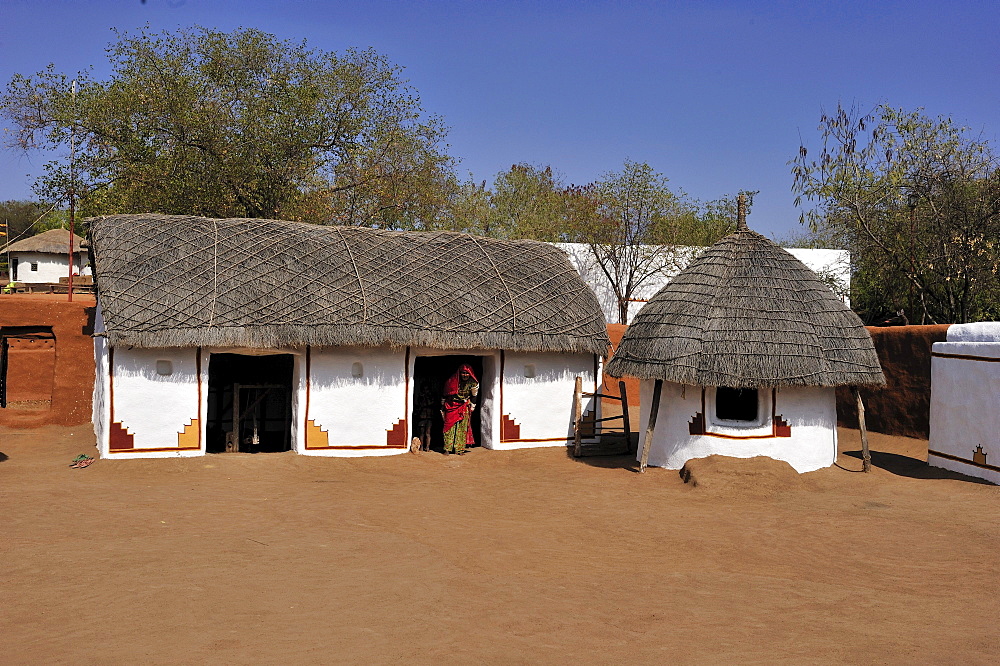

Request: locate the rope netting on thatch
(605, 229), (885, 388)
(88, 214), (610, 354)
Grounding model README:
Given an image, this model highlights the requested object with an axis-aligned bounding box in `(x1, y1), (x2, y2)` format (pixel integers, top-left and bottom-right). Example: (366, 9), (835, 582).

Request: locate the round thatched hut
(88, 214), (609, 459)
(606, 206), (884, 473)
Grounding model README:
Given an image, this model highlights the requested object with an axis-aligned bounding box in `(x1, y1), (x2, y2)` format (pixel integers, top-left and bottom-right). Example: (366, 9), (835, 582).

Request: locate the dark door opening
(412, 355), (484, 452)
(206, 353), (293, 453)
(0, 326), (55, 410)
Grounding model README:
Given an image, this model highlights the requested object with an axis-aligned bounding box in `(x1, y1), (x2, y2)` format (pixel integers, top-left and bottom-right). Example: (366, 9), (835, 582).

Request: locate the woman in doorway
(441, 364), (479, 455)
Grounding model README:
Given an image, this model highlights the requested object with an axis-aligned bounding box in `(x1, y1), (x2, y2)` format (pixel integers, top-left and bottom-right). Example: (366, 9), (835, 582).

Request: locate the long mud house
(88, 214), (610, 459)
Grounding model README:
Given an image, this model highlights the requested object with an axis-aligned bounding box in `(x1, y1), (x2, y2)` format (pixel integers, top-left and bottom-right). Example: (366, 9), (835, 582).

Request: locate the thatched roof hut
(606, 225), (884, 389)
(6, 228), (87, 254)
(88, 214), (609, 354)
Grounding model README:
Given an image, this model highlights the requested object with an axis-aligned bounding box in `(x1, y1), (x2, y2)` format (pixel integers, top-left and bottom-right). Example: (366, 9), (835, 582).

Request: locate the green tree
(578, 160), (712, 324)
(1, 26), (455, 227)
(792, 103), (1000, 324)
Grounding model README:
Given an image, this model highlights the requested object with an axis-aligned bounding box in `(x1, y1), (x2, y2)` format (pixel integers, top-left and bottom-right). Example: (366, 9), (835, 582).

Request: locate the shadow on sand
(843, 449), (995, 485)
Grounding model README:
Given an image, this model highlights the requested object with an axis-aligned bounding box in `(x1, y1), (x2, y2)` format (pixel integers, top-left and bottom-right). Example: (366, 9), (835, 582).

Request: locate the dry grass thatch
(6, 228), (87, 254)
(605, 229), (885, 388)
(88, 214), (610, 354)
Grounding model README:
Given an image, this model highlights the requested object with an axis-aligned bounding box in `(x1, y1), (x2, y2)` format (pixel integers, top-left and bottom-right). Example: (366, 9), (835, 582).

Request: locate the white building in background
(6, 228), (89, 284)
(929, 322), (1000, 484)
(88, 214), (610, 460)
(557, 242), (850, 324)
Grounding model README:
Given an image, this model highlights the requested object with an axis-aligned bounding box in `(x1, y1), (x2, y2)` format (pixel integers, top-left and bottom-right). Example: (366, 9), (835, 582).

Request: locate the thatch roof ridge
(89, 214), (609, 355)
(606, 229), (884, 388)
(6, 228), (87, 254)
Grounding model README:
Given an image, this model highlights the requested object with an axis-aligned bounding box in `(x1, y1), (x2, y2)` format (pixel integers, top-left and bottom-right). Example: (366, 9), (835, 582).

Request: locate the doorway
(0, 326), (55, 410)
(206, 353), (293, 453)
(412, 355), (484, 452)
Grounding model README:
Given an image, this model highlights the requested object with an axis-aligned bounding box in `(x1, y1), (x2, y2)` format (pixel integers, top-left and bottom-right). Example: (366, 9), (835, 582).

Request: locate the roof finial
(736, 193), (748, 231)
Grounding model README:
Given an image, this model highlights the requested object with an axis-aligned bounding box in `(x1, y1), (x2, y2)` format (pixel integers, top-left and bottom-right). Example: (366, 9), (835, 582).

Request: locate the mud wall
(0, 295), (95, 427)
(836, 325), (950, 440)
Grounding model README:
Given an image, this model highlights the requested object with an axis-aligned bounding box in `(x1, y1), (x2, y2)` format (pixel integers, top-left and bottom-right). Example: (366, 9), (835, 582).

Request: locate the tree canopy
(1, 26), (455, 227)
(792, 104), (1000, 324)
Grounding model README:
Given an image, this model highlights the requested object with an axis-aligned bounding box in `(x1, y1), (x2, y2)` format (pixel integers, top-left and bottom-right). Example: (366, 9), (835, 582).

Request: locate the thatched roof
(88, 214), (610, 354)
(605, 228), (885, 388)
(6, 228), (87, 254)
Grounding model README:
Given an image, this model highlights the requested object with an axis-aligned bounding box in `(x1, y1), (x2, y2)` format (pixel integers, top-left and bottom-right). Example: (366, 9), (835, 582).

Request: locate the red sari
(441, 364), (479, 453)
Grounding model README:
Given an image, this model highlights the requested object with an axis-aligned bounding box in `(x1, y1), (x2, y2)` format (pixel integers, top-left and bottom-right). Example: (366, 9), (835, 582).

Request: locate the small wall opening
(412, 355), (485, 452)
(206, 353), (293, 453)
(0, 326), (56, 410)
(715, 387), (759, 422)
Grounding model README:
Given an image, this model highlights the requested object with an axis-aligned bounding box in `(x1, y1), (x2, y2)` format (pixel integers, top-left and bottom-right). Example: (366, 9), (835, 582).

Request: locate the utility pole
(67, 79), (76, 302)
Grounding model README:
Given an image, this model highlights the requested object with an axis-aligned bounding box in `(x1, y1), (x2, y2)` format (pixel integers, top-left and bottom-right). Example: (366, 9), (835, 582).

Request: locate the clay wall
(0, 294), (96, 427)
(835, 325), (949, 439)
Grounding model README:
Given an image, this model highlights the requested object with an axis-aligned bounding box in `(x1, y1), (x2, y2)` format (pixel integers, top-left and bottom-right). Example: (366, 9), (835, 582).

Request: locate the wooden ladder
(572, 376), (633, 457)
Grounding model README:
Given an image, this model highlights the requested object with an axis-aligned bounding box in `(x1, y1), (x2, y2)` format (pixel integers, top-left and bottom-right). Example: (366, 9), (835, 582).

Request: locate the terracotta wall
(0, 294), (96, 427)
(836, 324), (949, 440)
(603, 324), (640, 406)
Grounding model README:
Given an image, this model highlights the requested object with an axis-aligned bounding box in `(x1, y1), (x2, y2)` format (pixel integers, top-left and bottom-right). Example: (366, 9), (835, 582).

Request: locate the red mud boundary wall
(0, 294), (96, 428)
(836, 325), (949, 440)
(607, 323), (948, 441)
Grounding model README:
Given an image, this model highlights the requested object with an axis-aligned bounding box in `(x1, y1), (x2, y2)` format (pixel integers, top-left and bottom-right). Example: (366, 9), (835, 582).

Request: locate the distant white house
(6, 229), (89, 284)
(556, 242), (850, 324)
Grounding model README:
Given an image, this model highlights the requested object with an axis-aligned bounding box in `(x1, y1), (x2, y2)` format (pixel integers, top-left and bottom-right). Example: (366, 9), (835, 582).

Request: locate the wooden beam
(573, 376), (583, 457)
(853, 387), (872, 473)
(619, 380), (632, 453)
(639, 379), (663, 473)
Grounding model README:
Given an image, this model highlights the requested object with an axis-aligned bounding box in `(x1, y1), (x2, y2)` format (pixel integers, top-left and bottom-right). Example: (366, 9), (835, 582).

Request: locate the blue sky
(1, 0), (998, 239)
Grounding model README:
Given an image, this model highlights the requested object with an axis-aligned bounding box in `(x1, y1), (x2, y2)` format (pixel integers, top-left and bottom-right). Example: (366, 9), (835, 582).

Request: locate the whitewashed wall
(498, 351), (599, 450)
(928, 332), (1000, 485)
(100, 346), (203, 459)
(304, 346), (409, 457)
(636, 380), (838, 473)
(10, 251), (89, 284)
(555, 242), (850, 324)
(92, 306), (109, 457)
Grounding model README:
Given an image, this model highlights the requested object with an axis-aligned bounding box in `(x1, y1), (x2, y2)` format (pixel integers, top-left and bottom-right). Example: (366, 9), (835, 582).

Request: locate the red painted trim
(928, 449), (1000, 473)
(404, 346), (411, 434)
(196, 347), (202, 450)
(504, 437), (574, 443)
(108, 444), (200, 454)
(304, 444), (409, 450)
(108, 346), (115, 427)
(931, 351), (1000, 363)
(499, 350), (505, 419)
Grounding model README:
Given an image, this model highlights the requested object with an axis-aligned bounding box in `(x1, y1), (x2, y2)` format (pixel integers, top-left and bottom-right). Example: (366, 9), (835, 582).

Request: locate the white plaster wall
(928, 341), (1000, 485)
(497, 351), (598, 450)
(637, 381), (838, 473)
(305, 346), (409, 457)
(10, 251), (89, 283)
(946, 322), (1000, 342)
(556, 242), (851, 324)
(105, 347), (202, 459)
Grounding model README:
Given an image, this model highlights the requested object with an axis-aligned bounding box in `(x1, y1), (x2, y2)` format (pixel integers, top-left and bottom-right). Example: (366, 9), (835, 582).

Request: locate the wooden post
(573, 376), (583, 457)
(638, 379), (663, 473)
(618, 380), (632, 453)
(853, 387), (872, 473)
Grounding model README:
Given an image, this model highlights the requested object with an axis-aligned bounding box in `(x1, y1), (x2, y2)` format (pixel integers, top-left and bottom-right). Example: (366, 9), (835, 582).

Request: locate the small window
(715, 387), (758, 422)
(30, 262), (38, 271)
(351, 362), (364, 378)
(156, 360), (173, 376)
(523, 364), (535, 378)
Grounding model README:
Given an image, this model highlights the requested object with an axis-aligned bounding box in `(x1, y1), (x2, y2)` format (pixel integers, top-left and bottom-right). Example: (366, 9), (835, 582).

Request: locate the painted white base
(927, 454), (1000, 485)
(637, 380), (838, 473)
(928, 340), (1000, 485)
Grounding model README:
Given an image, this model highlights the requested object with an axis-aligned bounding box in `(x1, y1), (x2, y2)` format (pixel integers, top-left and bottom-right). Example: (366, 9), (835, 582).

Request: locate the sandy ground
(1, 426), (998, 665)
